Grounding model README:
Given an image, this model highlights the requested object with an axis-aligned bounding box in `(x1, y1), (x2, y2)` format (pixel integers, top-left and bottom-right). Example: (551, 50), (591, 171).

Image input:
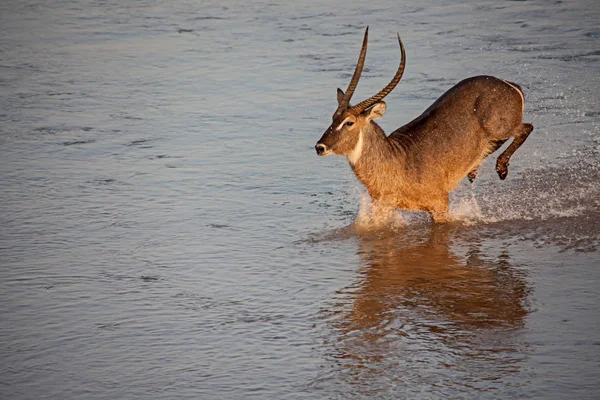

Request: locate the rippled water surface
(1, 0), (599, 399)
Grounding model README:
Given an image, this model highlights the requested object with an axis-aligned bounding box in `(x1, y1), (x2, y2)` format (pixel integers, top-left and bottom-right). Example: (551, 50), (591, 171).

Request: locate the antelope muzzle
(315, 143), (329, 156)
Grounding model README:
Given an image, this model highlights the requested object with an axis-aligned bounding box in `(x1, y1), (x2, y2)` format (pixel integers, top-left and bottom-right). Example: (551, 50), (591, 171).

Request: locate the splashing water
(455, 160), (600, 224)
(354, 193), (407, 231)
(450, 189), (484, 225)
(348, 160), (599, 237)
(354, 193), (435, 231)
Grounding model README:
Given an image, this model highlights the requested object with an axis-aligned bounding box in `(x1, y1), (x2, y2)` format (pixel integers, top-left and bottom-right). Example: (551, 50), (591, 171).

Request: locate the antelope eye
(345, 121), (354, 127)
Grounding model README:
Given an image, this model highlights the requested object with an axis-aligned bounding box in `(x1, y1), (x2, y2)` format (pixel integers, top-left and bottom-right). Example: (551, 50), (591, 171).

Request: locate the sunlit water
(1, 0), (599, 399)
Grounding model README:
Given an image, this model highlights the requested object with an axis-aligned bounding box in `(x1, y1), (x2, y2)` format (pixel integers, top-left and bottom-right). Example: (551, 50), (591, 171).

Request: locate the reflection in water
(314, 223), (531, 397)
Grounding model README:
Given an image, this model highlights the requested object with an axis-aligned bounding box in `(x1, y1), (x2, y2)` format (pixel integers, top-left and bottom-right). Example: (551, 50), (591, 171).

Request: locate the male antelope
(315, 27), (533, 222)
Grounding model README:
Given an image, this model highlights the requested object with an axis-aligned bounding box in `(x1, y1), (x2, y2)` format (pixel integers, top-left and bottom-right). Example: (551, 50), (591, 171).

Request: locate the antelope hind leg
(496, 123), (534, 180)
(468, 139), (508, 183)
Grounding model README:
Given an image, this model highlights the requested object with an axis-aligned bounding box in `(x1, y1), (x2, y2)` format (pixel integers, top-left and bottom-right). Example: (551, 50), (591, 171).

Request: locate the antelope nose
(315, 143), (327, 156)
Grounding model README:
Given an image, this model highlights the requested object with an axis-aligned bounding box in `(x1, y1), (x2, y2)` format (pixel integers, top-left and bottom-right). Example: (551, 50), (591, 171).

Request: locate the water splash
(450, 189), (484, 225)
(353, 193), (438, 233)
(354, 193), (406, 231)
(344, 160), (600, 240)
(456, 160), (600, 224)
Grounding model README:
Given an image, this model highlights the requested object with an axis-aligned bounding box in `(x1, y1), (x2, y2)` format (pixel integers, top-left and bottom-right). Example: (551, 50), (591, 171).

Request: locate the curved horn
(334, 26), (369, 118)
(350, 33), (406, 114)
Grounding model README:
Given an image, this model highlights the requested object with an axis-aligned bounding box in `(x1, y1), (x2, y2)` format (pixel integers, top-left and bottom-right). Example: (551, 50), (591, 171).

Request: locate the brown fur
(316, 75), (533, 222)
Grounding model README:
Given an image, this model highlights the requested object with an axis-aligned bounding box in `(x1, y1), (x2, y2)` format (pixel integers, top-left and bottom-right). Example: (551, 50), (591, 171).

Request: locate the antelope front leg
(496, 123), (534, 180)
(467, 169), (478, 183)
(427, 196), (449, 223)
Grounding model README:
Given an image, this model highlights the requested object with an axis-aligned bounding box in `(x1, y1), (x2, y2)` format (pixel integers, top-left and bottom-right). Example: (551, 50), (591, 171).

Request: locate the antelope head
(315, 27), (406, 160)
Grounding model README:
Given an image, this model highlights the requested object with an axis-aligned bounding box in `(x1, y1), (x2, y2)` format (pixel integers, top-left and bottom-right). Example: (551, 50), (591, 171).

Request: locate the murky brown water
(1, 0), (599, 399)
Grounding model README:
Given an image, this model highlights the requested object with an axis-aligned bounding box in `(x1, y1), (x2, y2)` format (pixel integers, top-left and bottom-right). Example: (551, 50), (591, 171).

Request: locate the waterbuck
(315, 28), (533, 223)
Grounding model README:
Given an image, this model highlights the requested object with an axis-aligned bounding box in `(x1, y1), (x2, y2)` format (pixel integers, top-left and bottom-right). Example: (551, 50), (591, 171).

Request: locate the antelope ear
(337, 88), (345, 105)
(365, 101), (387, 121)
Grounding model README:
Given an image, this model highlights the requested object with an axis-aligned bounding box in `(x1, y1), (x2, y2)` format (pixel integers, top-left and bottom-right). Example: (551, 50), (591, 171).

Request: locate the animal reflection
(315, 224), (531, 395)
(344, 225), (529, 336)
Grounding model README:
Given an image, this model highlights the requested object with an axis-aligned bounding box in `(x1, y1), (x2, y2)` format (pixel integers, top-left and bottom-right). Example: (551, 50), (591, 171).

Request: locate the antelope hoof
(496, 157), (510, 180)
(496, 164), (508, 180)
(468, 170), (477, 183)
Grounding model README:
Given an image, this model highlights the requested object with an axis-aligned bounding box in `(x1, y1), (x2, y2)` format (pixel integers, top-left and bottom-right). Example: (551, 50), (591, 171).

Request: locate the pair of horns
(334, 27), (406, 118)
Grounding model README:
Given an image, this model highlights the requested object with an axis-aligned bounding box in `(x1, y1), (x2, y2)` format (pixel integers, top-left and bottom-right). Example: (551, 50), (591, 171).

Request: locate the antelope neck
(348, 122), (389, 167)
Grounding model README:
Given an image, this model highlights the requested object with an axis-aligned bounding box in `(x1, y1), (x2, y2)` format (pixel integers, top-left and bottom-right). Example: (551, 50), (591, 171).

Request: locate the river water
(1, 0), (599, 399)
